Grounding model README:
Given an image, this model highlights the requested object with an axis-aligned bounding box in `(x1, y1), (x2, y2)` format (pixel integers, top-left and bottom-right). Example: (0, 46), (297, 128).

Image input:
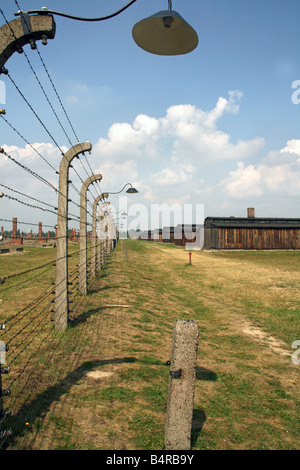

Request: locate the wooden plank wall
(162, 233), (175, 243)
(203, 228), (219, 249)
(219, 228), (300, 249)
(174, 232), (197, 246)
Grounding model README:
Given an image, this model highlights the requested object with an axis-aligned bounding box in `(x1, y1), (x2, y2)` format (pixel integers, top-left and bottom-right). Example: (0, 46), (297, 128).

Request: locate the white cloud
(142, 187), (159, 202)
(164, 101), (265, 164)
(1, 142), (66, 167)
(3, 95), (299, 225)
(93, 114), (160, 162)
(0, 143), (67, 196)
(220, 162), (263, 199)
(221, 139), (300, 200)
(149, 163), (197, 187)
(93, 91), (265, 167)
(280, 139), (300, 156)
(95, 160), (138, 190)
(164, 194), (191, 207)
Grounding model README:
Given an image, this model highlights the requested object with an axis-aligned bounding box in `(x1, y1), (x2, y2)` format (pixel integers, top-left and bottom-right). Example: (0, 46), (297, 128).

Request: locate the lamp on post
(13, 0), (198, 57)
(132, 0), (198, 55)
(107, 183), (139, 196)
(106, 183), (138, 240)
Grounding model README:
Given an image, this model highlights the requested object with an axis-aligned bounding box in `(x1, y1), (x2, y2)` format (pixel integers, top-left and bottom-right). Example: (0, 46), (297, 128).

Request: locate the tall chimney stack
(247, 208), (255, 218)
(12, 217), (17, 238)
(39, 222), (42, 240)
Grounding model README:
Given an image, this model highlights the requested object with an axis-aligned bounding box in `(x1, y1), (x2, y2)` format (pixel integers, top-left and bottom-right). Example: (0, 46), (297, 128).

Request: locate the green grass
(128, 414), (165, 450)
(1, 240), (299, 450)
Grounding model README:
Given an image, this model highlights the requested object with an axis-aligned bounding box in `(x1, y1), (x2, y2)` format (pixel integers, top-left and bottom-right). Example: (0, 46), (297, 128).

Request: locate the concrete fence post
(55, 142), (92, 332)
(97, 216), (103, 271)
(0, 366), (2, 423)
(0, 340), (5, 419)
(91, 195), (109, 279)
(101, 240), (105, 266)
(105, 237), (109, 258)
(0, 351), (3, 441)
(97, 203), (110, 270)
(165, 319), (199, 450)
(79, 174), (102, 295)
(0, 14), (56, 72)
(97, 238), (104, 271)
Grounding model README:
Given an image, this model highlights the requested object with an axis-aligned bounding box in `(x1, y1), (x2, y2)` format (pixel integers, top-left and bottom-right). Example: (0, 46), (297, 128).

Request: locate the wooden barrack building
(204, 208), (300, 250)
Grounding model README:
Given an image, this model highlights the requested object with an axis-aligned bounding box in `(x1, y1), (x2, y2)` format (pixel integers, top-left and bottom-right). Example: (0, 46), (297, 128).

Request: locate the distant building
(153, 228), (163, 242)
(204, 208), (300, 250)
(174, 224), (203, 248)
(162, 227), (175, 243)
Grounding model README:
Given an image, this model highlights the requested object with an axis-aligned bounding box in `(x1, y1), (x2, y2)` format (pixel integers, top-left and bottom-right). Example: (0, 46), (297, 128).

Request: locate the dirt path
(156, 246), (297, 358)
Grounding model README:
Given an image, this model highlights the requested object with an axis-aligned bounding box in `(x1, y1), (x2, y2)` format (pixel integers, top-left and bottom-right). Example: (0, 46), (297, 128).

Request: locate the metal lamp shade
(126, 187), (138, 194)
(132, 10), (198, 56)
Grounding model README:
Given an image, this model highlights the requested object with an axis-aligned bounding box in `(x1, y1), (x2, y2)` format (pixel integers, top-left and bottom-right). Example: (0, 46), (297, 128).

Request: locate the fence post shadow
(191, 408), (206, 447)
(3, 357), (136, 448)
(196, 366), (217, 382)
(191, 365), (217, 448)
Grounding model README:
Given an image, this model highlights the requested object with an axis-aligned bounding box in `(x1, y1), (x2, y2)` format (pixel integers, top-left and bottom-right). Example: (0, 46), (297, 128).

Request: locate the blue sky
(1, 0), (300, 233)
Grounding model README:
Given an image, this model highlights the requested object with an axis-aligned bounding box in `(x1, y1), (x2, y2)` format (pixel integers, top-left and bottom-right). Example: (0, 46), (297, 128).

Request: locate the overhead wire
(0, 183), (58, 211)
(0, 148), (95, 221)
(6, 72), (66, 156)
(1, 5), (101, 212)
(0, 2), (115, 447)
(0, 115), (59, 174)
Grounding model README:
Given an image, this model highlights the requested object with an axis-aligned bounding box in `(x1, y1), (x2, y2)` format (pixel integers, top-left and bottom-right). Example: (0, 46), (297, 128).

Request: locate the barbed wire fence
(0, 1), (117, 448)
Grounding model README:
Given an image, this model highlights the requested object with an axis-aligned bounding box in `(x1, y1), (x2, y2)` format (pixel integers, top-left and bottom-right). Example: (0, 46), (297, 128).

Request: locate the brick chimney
(247, 208), (255, 218)
(12, 217), (17, 238)
(39, 222), (42, 240)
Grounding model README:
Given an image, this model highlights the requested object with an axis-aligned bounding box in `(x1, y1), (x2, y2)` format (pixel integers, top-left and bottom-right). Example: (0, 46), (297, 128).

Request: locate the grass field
(0, 240), (299, 450)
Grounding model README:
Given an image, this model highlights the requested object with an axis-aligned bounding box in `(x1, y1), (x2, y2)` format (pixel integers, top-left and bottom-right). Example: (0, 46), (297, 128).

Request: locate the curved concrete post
(109, 217), (117, 250)
(105, 213), (115, 255)
(55, 141), (92, 332)
(104, 213), (113, 259)
(0, 14), (56, 70)
(91, 195), (109, 279)
(79, 174), (103, 295)
(97, 202), (111, 270)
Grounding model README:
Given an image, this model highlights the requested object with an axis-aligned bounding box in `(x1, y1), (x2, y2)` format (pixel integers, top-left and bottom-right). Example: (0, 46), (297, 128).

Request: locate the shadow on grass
(70, 303), (130, 327)
(3, 360), (215, 449)
(196, 366), (217, 381)
(191, 367), (216, 447)
(95, 273), (109, 278)
(88, 285), (129, 295)
(191, 408), (206, 447)
(88, 285), (120, 294)
(69, 308), (102, 327)
(3, 357), (136, 449)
